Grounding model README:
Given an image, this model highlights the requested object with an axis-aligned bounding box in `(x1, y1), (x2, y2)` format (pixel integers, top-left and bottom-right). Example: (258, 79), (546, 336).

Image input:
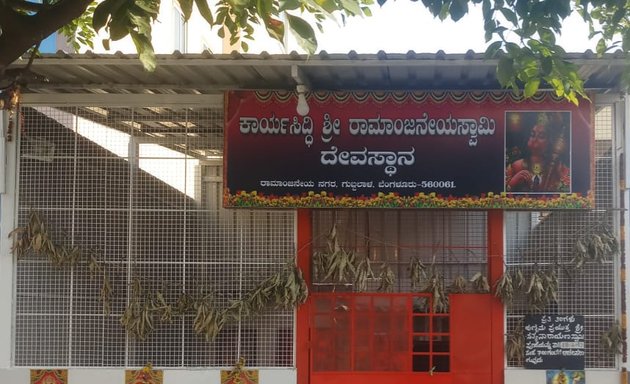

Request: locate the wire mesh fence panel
(311, 210), (488, 293)
(15, 105), (295, 368)
(505, 104), (619, 369)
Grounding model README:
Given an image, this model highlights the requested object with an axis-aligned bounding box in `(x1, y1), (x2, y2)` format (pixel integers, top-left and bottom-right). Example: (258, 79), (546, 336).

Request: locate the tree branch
(0, 0), (93, 74)
(5, 0), (54, 13)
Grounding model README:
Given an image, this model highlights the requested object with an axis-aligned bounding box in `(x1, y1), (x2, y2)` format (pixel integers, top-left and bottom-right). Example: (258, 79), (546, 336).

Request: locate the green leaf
(177, 0), (194, 21)
(313, 0), (346, 13)
(481, 0), (492, 20)
(265, 18), (285, 43)
(596, 38), (607, 56)
(449, 0), (468, 22)
(194, 0), (214, 24)
(130, 31), (156, 71)
(523, 79), (540, 98)
(541, 56), (552, 76)
(256, 0), (273, 18)
(340, 0), (362, 16)
(129, 12), (152, 36)
(505, 42), (521, 56)
(287, 14), (317, 53)
(134, 0), (160, 16)
(623, 30), (630, 53)
(92, 0), (127, 31)
(485, 40), (502, 59)
(422, 0), (443, 16)
(109, 16), (131, 41)
(497, 56), (515, 86)
(499, 7), (518, 26)
(278, 0), (301, 12)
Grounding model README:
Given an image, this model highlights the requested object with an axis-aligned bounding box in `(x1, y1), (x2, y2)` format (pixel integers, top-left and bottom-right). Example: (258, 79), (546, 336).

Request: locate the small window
(173, 4), (188, 52)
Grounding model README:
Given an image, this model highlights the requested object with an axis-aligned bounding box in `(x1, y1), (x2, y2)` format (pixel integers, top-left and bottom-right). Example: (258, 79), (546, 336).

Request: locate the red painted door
(309, 293), (495, 384)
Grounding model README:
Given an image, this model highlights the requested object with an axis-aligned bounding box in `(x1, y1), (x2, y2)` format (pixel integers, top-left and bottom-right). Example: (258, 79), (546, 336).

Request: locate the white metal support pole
(624, 94), (630, 374)
(0, 109), (18, 368)
(0, 108), (6, 194)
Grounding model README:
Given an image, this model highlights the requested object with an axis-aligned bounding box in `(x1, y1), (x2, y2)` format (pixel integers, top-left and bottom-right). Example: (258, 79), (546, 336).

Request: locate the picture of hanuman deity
(505, 111), (571, 193)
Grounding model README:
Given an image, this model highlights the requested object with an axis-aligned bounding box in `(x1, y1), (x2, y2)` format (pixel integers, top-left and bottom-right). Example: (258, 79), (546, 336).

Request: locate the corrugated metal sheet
(6, 50), (627, 96)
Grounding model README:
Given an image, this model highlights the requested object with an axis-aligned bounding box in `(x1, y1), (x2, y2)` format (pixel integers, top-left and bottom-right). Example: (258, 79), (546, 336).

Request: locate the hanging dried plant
(424, 269), (448, 313)
(120, 278), (156, 341)
(525, 268), (558, 312)
(470, 272), (490, 293)
(410, 256), (427, 290)
(506, 320), (525, 365)
(353, 256), (375, 292)
(377, 263), (396, 292)
(314, 223), (356, 283)
(572, 220), (619, 269)
(191, 292), (225, 341)
(600, 321), (624, 355)
(512, 268), (526, 291)
(449, 275), (468, 293)
(493, 271), (515, 305)
(10, 211), (113, 315)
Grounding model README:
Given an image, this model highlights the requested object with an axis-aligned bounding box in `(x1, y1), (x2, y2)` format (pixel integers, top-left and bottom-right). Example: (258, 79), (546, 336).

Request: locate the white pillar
(624, 94), (630, 373)
(0, 109), (18, 368)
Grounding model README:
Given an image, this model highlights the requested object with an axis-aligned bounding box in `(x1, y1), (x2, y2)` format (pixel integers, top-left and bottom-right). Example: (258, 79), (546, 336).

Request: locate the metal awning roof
(6, 50), (628, 96)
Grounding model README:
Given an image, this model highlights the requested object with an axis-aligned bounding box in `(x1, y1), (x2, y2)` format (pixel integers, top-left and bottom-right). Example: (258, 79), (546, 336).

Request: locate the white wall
(0, 110), (17, 369)
(0, 368), (296, 384)
(505, 369), (620, 384)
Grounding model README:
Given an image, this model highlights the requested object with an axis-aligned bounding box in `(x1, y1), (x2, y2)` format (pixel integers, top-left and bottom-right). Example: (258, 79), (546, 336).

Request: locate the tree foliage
(1, 0), (630, 103)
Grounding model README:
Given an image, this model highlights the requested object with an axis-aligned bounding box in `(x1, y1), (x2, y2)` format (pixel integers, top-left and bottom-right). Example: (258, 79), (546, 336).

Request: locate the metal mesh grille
(505, 105), (619, 368)
(311, 210), (488, 293)
(15, 105), (295, 368)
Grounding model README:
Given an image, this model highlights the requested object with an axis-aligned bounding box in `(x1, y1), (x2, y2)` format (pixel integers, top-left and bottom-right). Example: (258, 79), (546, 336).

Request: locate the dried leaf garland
(314, 223), (357, 283)
(10, 211), (113, 315)
(377, 263), (396, 292)
(449, 275), (468, 293)
(353, 256), (375, 292)
(572, 222), (619, 269)
(120, 278), (155, 341)
(192, 293), (225, 341)
(424, 269), (448, 313)
(410, 256), (427, 290)
(600, 321), (624, 355)
(506, 320), (525, 365)
(470, 272), (490, 293)
(493, 271), (515, 305)
(525, 268), (559, 312)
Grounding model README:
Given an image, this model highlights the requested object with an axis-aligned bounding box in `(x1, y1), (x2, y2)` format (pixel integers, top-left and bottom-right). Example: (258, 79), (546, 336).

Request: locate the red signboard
(224, 91), (593, 209)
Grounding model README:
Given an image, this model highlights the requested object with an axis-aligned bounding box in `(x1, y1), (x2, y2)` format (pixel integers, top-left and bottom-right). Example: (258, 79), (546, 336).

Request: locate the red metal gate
(309, 293), (493, 384)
